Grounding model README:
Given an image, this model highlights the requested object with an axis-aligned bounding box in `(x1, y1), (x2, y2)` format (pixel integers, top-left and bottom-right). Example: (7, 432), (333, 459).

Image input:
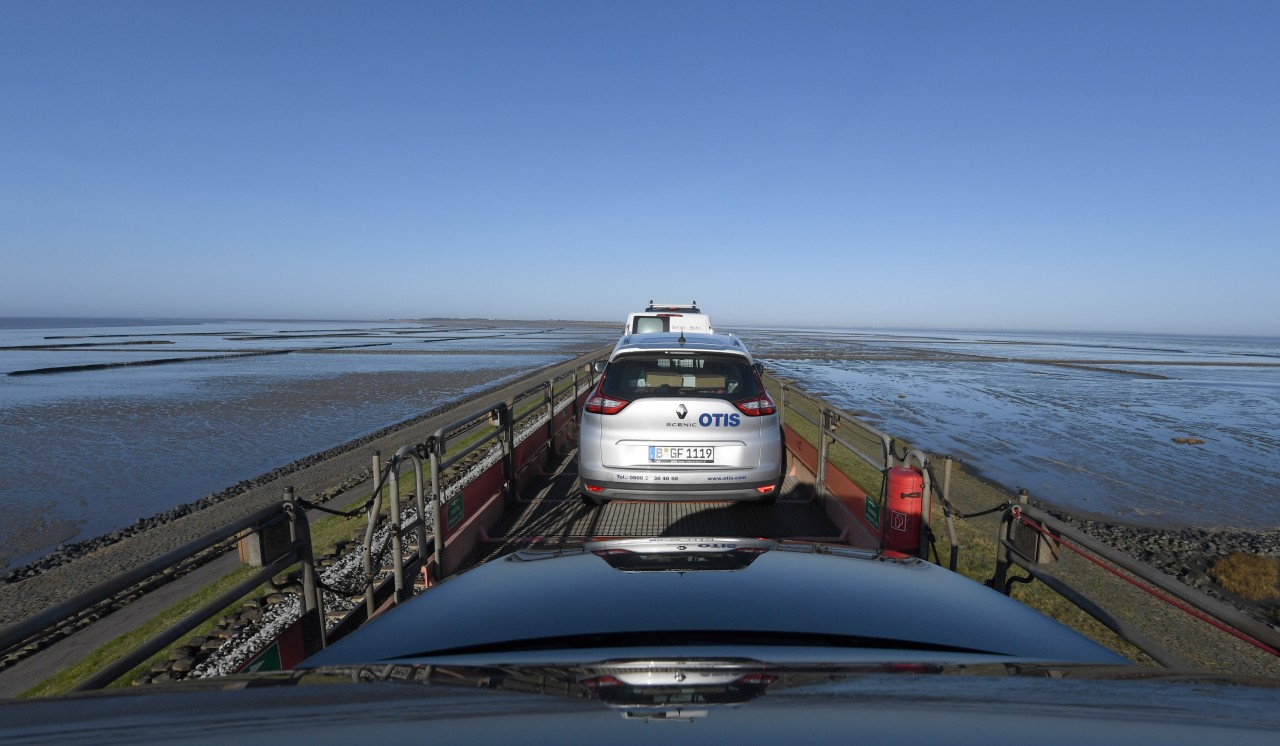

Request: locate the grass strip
(20, 565), (258, 697)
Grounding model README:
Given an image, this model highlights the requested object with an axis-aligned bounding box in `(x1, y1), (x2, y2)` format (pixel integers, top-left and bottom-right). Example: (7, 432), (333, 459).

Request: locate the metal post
(943, 458), (959, 572)
(395, 444), (428, 592)
(816, 408), (830, 500)
(779, 382), (789, 429)
(920, 463), (932, 559)
(881, 434), (895, 470)
(546, 380), (557, 459)
(992, 505), (1016, 593)
(363, 451), (382, 617)
(387, 454), (405, 603)
(571, 368), (581, 434)
(900, 449), (932, 560)
(872, 433), (893, 552)
(285, 487), (325, 652)
(500, 402), (515, 507)
(429, 432), (445, 582)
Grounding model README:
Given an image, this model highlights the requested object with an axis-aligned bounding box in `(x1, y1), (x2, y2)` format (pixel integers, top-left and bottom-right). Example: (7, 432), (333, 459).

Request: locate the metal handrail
(425, 364), (603, 578)
(351, 448), (428, 609)
(766, 374), (894, 475)
(1005, 554), (1187, 668)
(0, 495), (322, 690)
(354, 391), (542, 597)
(386, 446), (428, 604)
(331, 363), (604, 625)
(765, 374), (929, 557)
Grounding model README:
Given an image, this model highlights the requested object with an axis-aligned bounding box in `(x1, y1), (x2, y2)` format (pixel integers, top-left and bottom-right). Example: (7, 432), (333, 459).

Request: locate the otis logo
(699, 413), (740, 427)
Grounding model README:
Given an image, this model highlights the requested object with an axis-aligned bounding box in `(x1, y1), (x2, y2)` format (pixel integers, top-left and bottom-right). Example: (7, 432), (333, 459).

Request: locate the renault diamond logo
(676, 404), (688, 420)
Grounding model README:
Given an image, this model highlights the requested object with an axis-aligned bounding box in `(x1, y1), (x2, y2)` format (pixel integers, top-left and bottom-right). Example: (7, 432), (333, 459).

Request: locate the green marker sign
(447, 495), (464, 528)
(864, 495), (881, 530)
(245, 643), (282, 672)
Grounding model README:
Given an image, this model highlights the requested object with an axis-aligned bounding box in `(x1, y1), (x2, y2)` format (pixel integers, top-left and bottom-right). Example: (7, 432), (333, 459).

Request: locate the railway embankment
(0, 349), (612, 624)
(932, 454), (1280, 676)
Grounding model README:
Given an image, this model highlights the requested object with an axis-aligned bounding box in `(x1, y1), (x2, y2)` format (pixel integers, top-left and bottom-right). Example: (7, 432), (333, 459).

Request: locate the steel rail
(1000, 503), (1280, 656)
(73, 552), (299, 690)
(1005, 551), (1186, 668)
(0, 501), (298, 654)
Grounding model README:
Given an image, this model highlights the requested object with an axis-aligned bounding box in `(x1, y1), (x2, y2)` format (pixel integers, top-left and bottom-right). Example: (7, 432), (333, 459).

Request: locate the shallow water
(3, 319), (1277, 571)
(0, 319), (617, 569)
(736, 327), (1280, 529)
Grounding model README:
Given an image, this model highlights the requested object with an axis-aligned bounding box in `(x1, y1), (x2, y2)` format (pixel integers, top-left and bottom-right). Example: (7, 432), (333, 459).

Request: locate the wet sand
(0, 349), (609, 625)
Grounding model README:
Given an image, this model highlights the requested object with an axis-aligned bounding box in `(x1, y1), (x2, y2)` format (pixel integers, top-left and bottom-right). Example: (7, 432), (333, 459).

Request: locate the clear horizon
(3, 2), (1277, 337)
(1, 314), (1276, 341)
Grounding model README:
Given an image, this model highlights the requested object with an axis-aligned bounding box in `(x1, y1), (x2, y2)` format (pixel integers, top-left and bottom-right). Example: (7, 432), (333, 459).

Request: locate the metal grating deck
(467, 452), (840, 566)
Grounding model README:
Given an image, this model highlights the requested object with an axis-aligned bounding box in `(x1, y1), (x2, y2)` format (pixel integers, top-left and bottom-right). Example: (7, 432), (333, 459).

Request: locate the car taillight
(734, 392), (776, 416)
(585, 391), (630, 414)
(580, 675), (624, 692)
(756, 483), (777, 494)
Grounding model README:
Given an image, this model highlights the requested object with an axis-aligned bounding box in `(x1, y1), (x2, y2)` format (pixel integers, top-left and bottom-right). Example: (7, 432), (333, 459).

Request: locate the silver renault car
(577, 332), (784, 505)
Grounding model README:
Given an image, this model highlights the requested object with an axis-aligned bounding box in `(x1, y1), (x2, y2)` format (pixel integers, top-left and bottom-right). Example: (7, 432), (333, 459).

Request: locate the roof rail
(645, 300), (701, 313)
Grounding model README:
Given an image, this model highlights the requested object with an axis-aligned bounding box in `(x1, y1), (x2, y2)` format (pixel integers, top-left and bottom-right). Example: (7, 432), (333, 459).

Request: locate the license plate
(649, 446), (714, 463)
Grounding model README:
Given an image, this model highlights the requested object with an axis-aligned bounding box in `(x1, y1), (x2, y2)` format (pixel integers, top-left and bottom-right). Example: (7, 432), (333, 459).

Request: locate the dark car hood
(301, 543), (1128, 667)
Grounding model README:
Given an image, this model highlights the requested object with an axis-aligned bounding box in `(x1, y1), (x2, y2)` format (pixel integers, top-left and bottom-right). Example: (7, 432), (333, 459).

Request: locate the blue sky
(2, 1), (1276, 335)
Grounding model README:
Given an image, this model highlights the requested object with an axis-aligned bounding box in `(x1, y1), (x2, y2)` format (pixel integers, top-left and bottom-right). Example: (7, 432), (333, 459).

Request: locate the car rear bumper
(580, 476), (780, 501)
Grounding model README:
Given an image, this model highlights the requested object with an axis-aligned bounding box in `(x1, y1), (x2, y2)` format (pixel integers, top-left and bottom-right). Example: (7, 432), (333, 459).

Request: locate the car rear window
(602, 353), (760, 400)
(632, 315), (666, 333)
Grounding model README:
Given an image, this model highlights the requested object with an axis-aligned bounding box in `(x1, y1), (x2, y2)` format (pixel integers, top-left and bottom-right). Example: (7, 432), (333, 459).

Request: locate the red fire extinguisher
(883, 466), (924, 555)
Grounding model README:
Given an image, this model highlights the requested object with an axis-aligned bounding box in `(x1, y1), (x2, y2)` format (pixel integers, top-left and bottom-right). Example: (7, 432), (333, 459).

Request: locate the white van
(623, 301), (712, 336)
